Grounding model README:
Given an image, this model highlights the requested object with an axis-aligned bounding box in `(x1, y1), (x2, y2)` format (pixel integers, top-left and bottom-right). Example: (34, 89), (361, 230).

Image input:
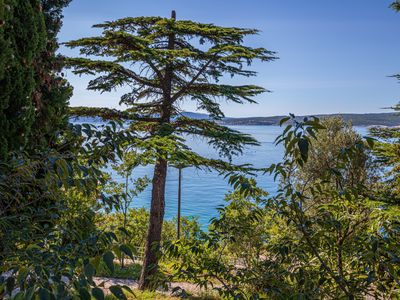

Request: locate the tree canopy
(65, 10), (276, 289)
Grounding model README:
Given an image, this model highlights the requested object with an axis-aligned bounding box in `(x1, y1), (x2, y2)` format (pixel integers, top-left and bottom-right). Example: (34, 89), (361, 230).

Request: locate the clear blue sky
(59, 0), (400, 117)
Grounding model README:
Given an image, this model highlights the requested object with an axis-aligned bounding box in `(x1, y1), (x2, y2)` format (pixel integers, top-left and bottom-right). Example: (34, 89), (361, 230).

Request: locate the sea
(104, 125), (369, 228)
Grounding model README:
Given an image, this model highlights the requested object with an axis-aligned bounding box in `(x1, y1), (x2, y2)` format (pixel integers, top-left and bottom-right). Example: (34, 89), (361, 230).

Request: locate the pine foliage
(391, 0), (400, 11)
(65, 11), (276, 288)
(64, 12), (276, 124)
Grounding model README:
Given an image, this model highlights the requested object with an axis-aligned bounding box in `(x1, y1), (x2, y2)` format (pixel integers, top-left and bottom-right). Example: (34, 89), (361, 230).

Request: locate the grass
(98, 261), (220, 299)
(105, 290), (180, 299)
(105, 290), (219, 300)
(96, 260), (141, 280)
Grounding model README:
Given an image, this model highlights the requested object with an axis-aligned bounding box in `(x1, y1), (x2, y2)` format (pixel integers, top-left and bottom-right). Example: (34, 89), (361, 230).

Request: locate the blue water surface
(108, 125), (368, 228)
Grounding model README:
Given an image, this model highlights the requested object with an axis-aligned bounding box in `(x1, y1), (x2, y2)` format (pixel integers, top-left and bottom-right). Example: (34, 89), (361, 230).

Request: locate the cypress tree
(0, 0), (46, 158)
(65, 11), (276, 289)
(0, 0), (72, 158)
(30, 0), (73, 149)
(0, 0), (10, 157)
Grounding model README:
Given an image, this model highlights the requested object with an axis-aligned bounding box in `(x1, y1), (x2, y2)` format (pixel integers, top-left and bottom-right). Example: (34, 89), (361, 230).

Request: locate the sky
(59, 0), (400, 117)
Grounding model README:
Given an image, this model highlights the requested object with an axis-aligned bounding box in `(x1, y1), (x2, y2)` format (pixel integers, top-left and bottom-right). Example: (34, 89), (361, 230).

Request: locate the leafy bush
(0, 121), (138, 299)
(99, 208), (202, 261)
(164, 116), (400, 299)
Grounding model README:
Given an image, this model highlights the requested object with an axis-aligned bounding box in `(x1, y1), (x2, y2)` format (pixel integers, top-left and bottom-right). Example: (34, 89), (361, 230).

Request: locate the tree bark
(138, 158), (168, 289)
(177, 167), (182, 239)
(121, 173), (129, 268)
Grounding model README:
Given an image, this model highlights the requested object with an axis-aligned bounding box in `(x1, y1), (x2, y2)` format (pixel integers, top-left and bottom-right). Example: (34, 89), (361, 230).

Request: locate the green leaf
(24, 287), (35, 300)
(13, 291), (24, 300)
(279, 116), (291, 126)
(365, 136), (375, 149)
(92, 287), (105, 300)
(119, 244), (134, 260)
(84, 263), (95, 281)
(103, 251), (115, 273)
(38, 288), (51, 300)
(79, 288), (91, 300)
(298, 138), (309, 162)
(109, 285), (127, 300)
(118, 226), (130, 236)
(121, 285), (135, 295)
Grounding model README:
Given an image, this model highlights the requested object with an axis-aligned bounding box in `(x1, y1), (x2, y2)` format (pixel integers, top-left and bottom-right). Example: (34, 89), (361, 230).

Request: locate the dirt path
(94, 277), (212, 297)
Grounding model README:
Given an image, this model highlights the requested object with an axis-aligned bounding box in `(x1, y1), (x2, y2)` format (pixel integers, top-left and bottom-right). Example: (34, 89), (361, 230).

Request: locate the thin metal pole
(177, 167), (182, 239)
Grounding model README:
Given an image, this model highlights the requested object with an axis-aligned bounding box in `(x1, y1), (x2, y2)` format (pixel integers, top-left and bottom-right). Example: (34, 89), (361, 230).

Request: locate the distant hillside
(221, 113), (400, 127)
(71, 112), (399, 127)
(181, 111), (210, 119)
(182, 112), (400, 127)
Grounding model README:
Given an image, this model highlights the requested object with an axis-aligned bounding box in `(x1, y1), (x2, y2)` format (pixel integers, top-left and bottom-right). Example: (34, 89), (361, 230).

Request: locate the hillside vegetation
(221, 112), (400, 126)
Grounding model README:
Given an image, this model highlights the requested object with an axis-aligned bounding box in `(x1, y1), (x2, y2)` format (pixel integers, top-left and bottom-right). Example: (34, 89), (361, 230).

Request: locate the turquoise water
(109, 125), (369, 228)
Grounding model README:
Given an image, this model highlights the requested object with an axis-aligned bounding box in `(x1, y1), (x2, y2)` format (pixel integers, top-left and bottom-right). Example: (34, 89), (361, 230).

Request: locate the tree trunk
(139, 9), (175, 290)
(138, 158), (168, 289)
(121, 173), (129, 269)
(177, 167), (182, 239)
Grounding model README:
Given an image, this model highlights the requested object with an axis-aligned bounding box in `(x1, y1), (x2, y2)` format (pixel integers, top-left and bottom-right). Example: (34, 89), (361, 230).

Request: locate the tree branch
(171, 55), (218, 102)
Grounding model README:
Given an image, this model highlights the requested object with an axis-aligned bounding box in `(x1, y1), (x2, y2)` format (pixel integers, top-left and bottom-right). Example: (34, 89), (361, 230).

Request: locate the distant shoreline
(183, 112), (400, 127)
(71, 112), (399, 127)
(219, 113), (400, 127)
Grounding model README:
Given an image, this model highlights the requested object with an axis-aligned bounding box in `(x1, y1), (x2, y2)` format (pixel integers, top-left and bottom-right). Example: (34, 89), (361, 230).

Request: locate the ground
(96, 277), (219, 299)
